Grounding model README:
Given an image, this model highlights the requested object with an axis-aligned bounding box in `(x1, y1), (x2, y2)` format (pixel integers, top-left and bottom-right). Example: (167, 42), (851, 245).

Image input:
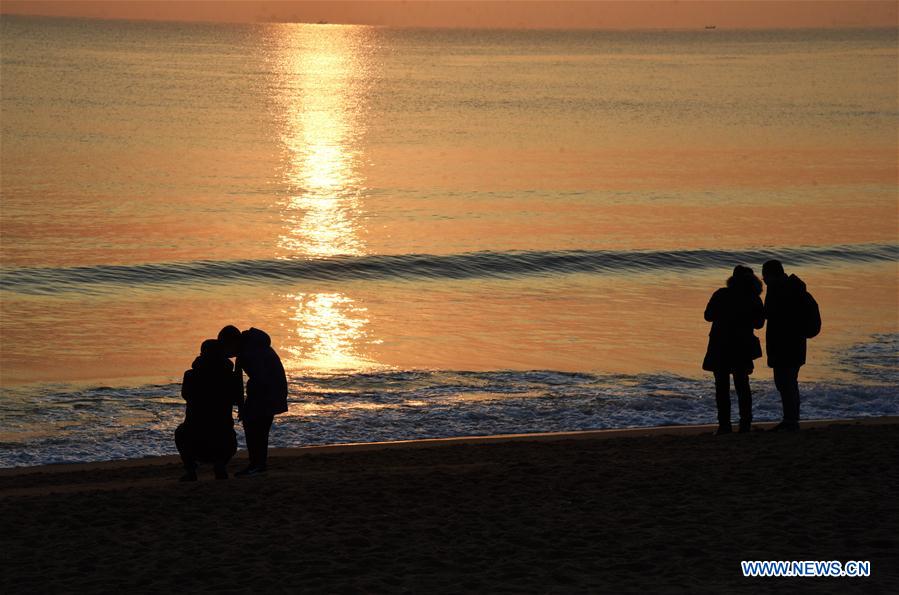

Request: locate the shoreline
(2, 415), (895, 477)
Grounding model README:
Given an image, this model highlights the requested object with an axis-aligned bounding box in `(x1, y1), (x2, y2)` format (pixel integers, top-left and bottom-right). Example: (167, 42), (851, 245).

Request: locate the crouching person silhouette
(176, 339), (243, 481)
(218, 325), (288, 477)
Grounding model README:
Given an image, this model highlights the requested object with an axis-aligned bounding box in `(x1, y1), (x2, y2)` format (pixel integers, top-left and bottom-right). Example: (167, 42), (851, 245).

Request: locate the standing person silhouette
(761, 260), (821, 431)
(702, 265), (765, 434)
(218, 325), (288, 476)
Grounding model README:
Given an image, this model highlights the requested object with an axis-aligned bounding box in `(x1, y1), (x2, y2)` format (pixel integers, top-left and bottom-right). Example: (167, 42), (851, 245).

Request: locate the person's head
(200, 338), (223, 358)
(727, 265), (762, 295)
(762, 260), (786, 285)
(732, 265), (753, 278)
(217, 325), (241, 358)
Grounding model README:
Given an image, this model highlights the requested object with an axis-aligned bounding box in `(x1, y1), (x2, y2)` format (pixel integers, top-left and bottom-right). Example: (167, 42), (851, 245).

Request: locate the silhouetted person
(703, 265), (765, 434)
(762, 260), (821, 431)
(175, 339), (243, 481)
(218, 325), (288, 476)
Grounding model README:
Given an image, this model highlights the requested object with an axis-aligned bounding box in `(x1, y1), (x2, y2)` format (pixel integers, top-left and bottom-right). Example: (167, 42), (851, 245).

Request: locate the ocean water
(1, 16), (897, 467)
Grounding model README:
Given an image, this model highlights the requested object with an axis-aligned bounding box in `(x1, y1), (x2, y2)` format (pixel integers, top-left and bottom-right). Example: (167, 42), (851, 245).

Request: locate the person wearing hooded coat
(218, 325), (288, 476)
(702, 265), (765, 434)
(762, 259), (821, 431)
(175, 338), (243, 481)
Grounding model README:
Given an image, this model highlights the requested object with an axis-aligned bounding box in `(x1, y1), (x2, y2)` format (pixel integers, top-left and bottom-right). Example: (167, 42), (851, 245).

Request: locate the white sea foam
(2, 335), (896, 468)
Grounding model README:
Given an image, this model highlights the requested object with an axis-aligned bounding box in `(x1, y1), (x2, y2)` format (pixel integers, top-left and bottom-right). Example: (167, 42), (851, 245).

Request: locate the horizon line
(4, 12), (898, 32)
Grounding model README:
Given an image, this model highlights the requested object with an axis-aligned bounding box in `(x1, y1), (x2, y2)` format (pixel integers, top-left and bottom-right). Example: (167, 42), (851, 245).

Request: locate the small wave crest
(2, 243), (897, 295)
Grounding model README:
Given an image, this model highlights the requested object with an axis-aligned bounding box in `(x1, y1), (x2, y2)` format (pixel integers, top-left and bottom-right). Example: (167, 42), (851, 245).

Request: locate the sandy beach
(1, 419), (897, 593)
(2, 9), (898, 594)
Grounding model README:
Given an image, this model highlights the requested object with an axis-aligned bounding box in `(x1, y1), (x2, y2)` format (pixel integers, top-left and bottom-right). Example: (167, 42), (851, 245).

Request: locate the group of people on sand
(174, 259), (820, 480)
(175, 325), (287, 481)
(703, 259), (820, 435)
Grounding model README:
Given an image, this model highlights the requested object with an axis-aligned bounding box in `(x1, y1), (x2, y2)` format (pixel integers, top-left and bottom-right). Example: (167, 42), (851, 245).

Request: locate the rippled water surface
(1, 18), (897, 466)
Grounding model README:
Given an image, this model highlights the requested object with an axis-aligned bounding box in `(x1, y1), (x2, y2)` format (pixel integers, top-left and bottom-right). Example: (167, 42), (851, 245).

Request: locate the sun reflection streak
(271, 24), (381, 372)
(284, 292), (380, 371)
(274, 25), (369, 257)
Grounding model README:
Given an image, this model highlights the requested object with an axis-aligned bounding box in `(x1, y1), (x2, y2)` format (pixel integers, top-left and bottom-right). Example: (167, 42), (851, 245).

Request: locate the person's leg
(782, 367), (800, 425)
(773, 367), (787, 422)
(213, 431), (237, 480)
(240, 415), (273, 472)
(254, 414), (274, 469)
(733, 371), (752, 432)
(174, 423), (198, 481)
(242, 417), (260, 469)
(773, 367), (800, 429)
(713, 370), (732, 433)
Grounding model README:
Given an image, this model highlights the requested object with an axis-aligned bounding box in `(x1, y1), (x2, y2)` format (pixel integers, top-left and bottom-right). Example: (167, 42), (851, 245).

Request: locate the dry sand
(2, 419), (897, 593)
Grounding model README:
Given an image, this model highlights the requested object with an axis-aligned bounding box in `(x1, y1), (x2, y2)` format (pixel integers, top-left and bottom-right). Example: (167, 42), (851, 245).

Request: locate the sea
(1, 16), (897, 467)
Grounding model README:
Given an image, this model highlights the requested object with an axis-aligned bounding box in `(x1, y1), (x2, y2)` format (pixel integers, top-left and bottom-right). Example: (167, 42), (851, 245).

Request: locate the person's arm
(181, 370), (194, 403)
(233, 364), (245, 418)
(762, 294), (772, 324)
(751, 296), (765, 329)
(704, 289), (723, 322)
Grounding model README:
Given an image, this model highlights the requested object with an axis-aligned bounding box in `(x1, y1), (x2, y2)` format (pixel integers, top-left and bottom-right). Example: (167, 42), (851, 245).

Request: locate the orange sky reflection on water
(0, 20), (896, 386)
(1, 263), (895, 385)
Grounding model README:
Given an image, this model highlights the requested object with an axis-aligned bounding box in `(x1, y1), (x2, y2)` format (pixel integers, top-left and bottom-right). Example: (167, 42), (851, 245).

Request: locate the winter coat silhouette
(702, 271), (765, 373)
(237, 327), (288, 420)
(764, 273), (820, 368)
(176, 340), (243, 466)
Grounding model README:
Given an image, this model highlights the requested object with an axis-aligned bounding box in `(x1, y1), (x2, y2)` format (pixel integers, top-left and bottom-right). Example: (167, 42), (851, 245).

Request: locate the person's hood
(787, 274), (807, 293)
(769, 273), (806, 295)
(242, 327), (272, 351)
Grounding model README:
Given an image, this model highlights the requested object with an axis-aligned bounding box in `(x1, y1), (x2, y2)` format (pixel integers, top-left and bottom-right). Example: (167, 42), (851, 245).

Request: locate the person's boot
(714, 424), (733, 436)
(738, 420), (752, 433)
(178, 463), (198, 481)
(235, 465), (267, 477)
(214, 464), (228, 480)
(179, 468), (198, 482)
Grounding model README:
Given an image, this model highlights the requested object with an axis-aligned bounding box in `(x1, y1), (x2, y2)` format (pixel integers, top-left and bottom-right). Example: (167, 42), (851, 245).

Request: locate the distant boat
(705, 25), (717, 30)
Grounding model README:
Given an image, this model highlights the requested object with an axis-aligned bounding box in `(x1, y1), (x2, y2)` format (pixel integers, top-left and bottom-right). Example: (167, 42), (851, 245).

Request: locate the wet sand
(2, 419), (897, 593)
